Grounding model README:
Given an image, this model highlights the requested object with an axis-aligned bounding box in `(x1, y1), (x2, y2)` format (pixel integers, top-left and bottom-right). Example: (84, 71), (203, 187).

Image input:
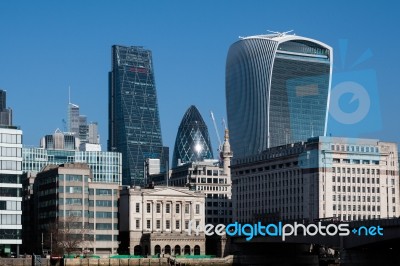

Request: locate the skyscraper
(0, 90), (12, 126)
(108, 45), (164, 186)
(172, 105), (214, 168)
(0, 90), (22, 256)
(226, 33), (332, 158)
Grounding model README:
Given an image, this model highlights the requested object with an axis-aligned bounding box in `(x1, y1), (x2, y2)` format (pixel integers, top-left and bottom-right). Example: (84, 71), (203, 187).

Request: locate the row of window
(0, 174), (19, 184)
(197, 185), (228, 191)
(136, 219), (201, 230)
(0, 214), (21, 225)
(333, 204), (396, 212)
(332, 168), (380, 175)
(0, 187), (21, 197)
(0, 160), (22, 171)
(0, 147), (22, 158)
(57, 210), (118, 218)
(332, 185), (395, 194)
(332, 176), (384, 184)
(332, 195), (384, 202)
(331, 144), (379, 153)
(0, 200), (21, 211)
(136, 202), (201, 215)
(0, 133), (22, 144)
(332, 158), (379, 165)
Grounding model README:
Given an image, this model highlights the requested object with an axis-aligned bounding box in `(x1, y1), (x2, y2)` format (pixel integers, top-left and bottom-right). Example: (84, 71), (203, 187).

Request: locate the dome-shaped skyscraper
(172, 105), (214, 168)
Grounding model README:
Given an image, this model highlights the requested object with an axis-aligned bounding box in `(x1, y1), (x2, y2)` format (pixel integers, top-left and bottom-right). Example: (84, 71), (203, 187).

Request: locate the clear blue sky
(1, 1), (399, 155)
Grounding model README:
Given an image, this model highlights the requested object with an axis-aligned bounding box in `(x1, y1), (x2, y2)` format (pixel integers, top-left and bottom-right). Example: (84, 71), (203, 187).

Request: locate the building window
(176, 203), (180, 214)
(185, 204), (190, 214)
(185, 220), (189, 229)
(156, 220), (161, 229)
(135, 219), (140, 229)
(166, 203), (170, 213)
(147, 203), (151, 213)
(166, 220), (170, 230)
(147, 220), (151, 229)
(156, 203), (161, 213)
(195, 204), (200, 214)
(136, 203), (140, 213)
(176, 220), (180, 230)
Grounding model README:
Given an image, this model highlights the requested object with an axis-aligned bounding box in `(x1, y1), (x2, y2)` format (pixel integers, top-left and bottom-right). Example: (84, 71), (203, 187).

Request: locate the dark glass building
(108, 45), (164, 186)
(226, 33), (332, 158)
(0, 90), (12, 126)
(172, 105), (214, 168)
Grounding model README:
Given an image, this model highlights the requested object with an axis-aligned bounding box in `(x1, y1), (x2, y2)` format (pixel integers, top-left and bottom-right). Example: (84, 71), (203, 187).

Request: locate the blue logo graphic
(328, 39), (382, 136)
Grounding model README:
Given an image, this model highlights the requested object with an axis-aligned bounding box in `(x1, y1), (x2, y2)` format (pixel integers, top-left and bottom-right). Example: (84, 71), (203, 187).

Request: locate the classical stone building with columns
(119, 186), (206, 256)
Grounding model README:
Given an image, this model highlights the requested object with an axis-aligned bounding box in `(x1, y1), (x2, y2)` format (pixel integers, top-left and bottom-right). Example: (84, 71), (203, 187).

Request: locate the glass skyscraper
(172, 105), (213, 168)
(226, 33), (332, 158)
(108, 45), (164, 186)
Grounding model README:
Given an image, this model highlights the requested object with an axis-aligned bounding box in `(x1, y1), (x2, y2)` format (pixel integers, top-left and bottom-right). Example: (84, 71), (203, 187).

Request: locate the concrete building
(119, 186), (206, 256)
(0, 126), (22, 257)
(32, 163), (119, 256)
(231, 137), (399, 223)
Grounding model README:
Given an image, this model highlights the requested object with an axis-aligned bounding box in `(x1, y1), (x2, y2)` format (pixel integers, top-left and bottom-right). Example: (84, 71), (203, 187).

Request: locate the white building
(232, 137), (399, 223)
(153, 130), (233, 225)
(0, 126), (23, 256)
(119, 186), (206, 256)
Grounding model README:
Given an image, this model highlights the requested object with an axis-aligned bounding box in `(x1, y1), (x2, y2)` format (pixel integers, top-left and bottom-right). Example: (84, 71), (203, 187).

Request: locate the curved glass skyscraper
(226, 33), (332, 158)
(172, 105), (213, 168)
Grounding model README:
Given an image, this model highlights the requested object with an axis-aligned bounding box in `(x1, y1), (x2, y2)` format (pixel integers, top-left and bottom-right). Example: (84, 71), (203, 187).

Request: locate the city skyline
(1, 1), (399, 157)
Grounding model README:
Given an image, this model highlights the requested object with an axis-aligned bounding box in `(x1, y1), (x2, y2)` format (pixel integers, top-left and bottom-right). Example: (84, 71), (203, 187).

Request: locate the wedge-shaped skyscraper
(226, 33), (332, 158)
(172, 105), (213, 168)
(109, 45), (164, 186)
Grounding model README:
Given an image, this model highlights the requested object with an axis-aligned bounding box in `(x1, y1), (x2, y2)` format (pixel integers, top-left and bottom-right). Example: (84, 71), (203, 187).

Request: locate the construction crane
(210, 111), (222, 152)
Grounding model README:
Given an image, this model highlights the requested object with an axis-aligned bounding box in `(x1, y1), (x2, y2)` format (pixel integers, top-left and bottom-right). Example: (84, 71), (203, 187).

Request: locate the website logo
(187, 220), (383, 241)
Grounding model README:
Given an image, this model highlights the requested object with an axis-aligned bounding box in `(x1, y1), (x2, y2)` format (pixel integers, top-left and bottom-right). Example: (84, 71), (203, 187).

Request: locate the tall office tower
(0, 90), (12, 126)
(172, 105), (214, 168)
(108, 45), (164, 186)
(226, 33), (332, 158)
(0, 101), (22, 256)
(67, 102), (80, 134)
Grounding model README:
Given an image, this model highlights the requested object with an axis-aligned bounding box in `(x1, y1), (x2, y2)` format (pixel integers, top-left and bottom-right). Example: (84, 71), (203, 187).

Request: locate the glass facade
(226, 35), (332, 158)
(172, 105), (213, 168)
(22, 147), (122, 184)
(0, 126), (23, 255)
(108, 45), (164, 186)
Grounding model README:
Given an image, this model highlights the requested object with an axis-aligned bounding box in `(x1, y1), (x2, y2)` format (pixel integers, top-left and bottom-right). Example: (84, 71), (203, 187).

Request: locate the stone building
(119, 186), (206, 256)
(232, 137), (399, 223)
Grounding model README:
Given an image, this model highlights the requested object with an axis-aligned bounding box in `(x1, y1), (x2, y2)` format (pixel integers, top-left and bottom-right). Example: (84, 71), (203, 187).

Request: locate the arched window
(133, 245), (142, 256)
(164, 245), (171, 255)
(184, 245), (190, 255)
(154, 245), (161, 255)
(174, 245), (181, 256)
(194, 245), (200, 255)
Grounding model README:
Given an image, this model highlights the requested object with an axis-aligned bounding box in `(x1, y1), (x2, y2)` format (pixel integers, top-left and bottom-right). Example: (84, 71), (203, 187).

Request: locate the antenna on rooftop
(267, 30), (294, 36)
(68, 86), (71, 104)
